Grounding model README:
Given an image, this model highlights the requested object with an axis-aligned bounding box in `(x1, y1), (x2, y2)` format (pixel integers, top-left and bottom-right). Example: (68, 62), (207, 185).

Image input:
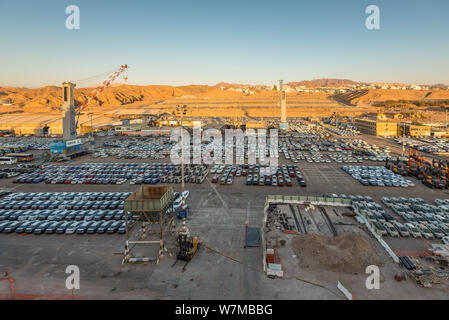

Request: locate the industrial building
(399, 123), (432, 137)
(0, 113), (118, 136)
(244, 121), (266, 129)
(115, 126), (173, 136)
(0, 99), (12, 106)
(354, 118), (398, 136)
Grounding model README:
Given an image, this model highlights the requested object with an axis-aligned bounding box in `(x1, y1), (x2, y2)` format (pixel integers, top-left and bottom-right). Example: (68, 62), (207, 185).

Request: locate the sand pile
(292, 233), (381, 274)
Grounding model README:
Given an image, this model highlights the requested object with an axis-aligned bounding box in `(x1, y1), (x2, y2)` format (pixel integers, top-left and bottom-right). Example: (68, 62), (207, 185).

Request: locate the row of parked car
(0, 191), (135, 235)
(381, 197), (449, 240)
(0, 137), (54, 150)
(325, 125), (360, 136)
(281, 135), (389, 164)
(354, 197), (449, 242)
(0, 209), (124, 221)
(342, 165), (414, 187)
(13, 163), (153, 184)
(12, 162), (209, 186)
(244, 164), (307, 187)
(210, 164), (307, 187)
(354, 199), (426, 239)
(0, 219), (127, 235)
(393, 137), (449, 155)
(5, 191), (131, 201)
(158, 165), (209, 185)
(0, 199), (125, 211)
(97, 136), (172, 159)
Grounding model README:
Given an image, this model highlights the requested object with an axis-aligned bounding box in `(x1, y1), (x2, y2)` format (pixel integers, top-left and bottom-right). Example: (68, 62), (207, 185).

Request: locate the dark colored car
(93, 210), (107, 221)
(15, 221), (33, 233)
(56, 221), (74, 234)
(104, 211), (116, 220)
(0, 221), (11, 232)
(87, 221), (102, 234)
(4, 221), (23, 233)
(45, 221), (62, 234)
(0, 210), (15, 221)
(25, 221), (43, 233)
(106, 221), (122, 234)
(113, 211), (123, 220)
(34, 221), (52, 234)
(117, 221), (127, 234)
(54, 211), (69, 221)
(76, 221), (94, 234)
(97, 221), (114, 234)
(74, 211), (89, 221)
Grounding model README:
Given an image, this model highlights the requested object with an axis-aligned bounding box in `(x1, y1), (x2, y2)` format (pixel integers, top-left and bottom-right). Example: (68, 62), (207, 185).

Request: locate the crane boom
(75, 64), (128, 130)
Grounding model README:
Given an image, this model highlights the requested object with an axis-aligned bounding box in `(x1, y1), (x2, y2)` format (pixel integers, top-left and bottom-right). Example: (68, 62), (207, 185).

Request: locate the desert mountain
(0, 84), (240, 109)
(1, 80), (448, 110)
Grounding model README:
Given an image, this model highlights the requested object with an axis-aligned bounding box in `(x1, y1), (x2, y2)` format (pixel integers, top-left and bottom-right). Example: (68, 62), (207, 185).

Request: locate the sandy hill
(0, 84), (334, 110)
(2, 82), (449, 111)
(347, 89), (449, 106)
(0, 84), (240, 109)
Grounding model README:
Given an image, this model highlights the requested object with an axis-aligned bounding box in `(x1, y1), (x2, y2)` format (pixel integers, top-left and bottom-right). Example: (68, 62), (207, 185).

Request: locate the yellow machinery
(172, 234), (200, 271)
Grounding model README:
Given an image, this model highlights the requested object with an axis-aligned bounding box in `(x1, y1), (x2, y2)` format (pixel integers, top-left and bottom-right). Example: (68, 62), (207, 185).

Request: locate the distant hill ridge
(0, 79), (448, 109)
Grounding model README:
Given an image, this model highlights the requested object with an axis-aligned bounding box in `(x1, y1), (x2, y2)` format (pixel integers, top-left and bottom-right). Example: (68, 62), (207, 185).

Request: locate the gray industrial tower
(61, 82), (77, 140)
(279, 80), (288, 130)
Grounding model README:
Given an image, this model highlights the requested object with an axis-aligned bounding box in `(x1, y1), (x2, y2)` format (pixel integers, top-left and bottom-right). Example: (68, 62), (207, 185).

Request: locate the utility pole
(89, 113), (93, 139)
(176, 105), (188, 212)
(89, 112), (95, 151)
(402, 120), (405, 157)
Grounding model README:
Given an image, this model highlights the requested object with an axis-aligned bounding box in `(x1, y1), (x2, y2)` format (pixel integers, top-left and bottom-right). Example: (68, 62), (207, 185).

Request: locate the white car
(173, 197), (183, 209)
(442, 236), (449, 245)
(182, 190), (190, 200)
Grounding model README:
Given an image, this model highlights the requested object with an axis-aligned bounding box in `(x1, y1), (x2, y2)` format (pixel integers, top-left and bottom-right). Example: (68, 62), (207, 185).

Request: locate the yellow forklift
(172, 219), (200, 272)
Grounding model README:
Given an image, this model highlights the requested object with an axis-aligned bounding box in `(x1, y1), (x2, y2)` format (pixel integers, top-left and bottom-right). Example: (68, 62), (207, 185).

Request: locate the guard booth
(123, 186), (174, 264)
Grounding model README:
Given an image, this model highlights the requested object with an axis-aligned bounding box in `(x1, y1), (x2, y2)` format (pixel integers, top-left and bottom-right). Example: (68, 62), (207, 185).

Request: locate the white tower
(61, 82), (77, 140)
(279, 80), (288, 130)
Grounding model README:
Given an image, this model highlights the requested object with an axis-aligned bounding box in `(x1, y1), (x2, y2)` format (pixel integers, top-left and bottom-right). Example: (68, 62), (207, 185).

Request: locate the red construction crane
(75, 64), (129, 129)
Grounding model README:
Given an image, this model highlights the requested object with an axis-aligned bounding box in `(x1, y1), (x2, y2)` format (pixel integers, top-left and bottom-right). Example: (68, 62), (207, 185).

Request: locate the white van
(0, 157), (17, 165)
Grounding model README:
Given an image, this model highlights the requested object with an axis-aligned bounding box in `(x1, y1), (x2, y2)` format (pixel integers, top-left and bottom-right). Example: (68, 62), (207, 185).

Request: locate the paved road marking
(207, 179), (229, 211)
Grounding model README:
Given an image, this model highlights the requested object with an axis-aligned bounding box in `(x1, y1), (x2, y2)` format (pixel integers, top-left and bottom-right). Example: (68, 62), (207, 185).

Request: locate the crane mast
(50, 64), (129, 159)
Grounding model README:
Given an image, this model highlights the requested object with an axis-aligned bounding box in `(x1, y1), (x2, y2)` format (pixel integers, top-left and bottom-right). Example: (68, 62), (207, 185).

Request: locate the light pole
(175, 105), (188, 211)
(445, 107), (447, 134)
(402, 120), (405, 157)
(88, 112), (95, 151)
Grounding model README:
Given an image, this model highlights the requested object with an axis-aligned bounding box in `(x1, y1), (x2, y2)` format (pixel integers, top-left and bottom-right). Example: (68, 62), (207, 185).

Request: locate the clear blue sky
(1, 0), (448, 87)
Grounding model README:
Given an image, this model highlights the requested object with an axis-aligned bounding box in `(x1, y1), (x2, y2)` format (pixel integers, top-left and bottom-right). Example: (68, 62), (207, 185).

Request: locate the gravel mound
(292, 233), (381, 273)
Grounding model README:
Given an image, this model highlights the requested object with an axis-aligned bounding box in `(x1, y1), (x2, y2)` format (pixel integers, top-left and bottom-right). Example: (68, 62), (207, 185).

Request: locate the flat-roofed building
(355, 118), (397, 136)
(399, 124), (431, 137)
(245, 121), (266, 129)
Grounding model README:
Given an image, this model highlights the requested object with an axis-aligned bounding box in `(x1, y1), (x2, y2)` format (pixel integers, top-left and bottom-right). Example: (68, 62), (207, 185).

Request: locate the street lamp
(173, 105), (188, 211)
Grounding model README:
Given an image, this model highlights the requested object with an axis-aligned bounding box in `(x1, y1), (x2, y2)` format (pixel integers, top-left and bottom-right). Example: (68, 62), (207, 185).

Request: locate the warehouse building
(399, 123), (432, 137)
(354, 118), (397, 136)
(0, 99), (12, 106)
(0, 113), (118, 136)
